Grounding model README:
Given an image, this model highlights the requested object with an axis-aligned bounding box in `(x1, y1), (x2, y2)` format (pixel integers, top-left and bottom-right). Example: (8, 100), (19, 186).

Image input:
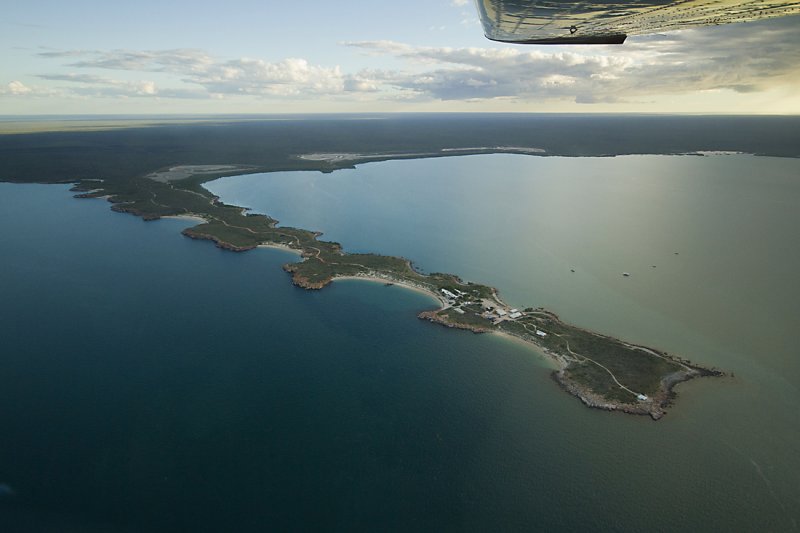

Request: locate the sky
(2, 0), (799, 114)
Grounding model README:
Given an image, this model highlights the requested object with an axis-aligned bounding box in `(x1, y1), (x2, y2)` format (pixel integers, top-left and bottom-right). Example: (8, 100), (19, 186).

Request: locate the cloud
(6, 81), (31, 95)
(344, 17), (800, 103)
(344, 41), (637, 101)
(31, 71), (206, 99)
(36, 73), (113, 84)
(193, 57), (348, 96)
(0, 80), (59, 97)
(67, 48), (214, 72)
(31, 48), (377, 99)
(37, 49), (91, 58)
(66, 83), (206, 99)
(16, 17), (800, 106)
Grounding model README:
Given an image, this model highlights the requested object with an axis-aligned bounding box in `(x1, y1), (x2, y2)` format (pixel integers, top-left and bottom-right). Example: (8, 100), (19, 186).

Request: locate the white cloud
(136, 81), (157, 95)
(7, 81), (32, 95)
(343, 17), (800, 103)
(31, 72), (199, 99)
(0, 80), (61, 98)
(195, 57), (347, 96)
(32, 48), (373, 99)
(17, 17), (800, 107)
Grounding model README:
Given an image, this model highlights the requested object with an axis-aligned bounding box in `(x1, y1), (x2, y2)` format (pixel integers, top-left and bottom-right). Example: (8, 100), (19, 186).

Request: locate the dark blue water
(0, 184), (566, 532)
(1, 178), (798, 532)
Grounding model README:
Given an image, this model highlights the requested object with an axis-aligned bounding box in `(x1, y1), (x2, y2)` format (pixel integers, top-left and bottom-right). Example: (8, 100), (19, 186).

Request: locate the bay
(207, 153), (800, 530)
(0, 150), (798, 531)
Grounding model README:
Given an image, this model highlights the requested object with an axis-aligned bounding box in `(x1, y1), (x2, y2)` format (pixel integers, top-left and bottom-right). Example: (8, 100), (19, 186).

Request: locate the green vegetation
(566, 363), (631, 402)
(440, 308), (493, 330)
(507, 310), (683, 396)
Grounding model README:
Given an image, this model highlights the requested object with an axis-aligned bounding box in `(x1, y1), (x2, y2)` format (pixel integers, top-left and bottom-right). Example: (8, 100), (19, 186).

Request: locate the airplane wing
(475, 0), (800, 44)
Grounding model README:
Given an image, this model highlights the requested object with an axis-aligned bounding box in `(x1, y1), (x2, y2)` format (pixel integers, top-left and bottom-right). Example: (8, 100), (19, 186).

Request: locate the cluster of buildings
(441, 287), (476, 316)
(482, 303), (528, 324)
(441, 288), (550, 339)
(440, 288), (459, 301)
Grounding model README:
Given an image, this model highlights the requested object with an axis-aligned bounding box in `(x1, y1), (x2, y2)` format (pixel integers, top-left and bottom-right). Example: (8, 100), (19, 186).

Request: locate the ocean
(1, 153), (798, 531)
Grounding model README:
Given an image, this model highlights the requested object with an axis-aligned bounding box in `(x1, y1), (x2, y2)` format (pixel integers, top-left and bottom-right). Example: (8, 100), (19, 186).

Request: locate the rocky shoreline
(283, 263), (330, 289)
(418, 310), (491, 333)
(181, 228), (258, 252)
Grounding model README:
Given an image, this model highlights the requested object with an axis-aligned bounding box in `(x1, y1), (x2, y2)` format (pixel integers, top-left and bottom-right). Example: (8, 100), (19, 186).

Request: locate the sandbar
(146, 165), (257, 183)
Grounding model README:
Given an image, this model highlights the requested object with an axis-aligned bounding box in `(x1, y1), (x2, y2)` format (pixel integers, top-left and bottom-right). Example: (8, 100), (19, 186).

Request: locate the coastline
(491, 330), (562, 370)
(334, 275), (567, 373)
(66, 153), (726, 421)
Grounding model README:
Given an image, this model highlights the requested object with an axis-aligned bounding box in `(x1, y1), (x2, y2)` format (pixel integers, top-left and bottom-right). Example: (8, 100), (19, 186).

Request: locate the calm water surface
(208, 154), (800, 529)
(1, 153), (798, 531)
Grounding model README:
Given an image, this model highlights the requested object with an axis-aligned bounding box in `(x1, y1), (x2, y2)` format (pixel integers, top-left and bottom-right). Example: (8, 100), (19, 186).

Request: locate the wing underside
(475, 0), (800, 44)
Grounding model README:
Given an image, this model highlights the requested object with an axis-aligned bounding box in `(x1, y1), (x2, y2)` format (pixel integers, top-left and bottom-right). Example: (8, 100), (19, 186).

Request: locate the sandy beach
(332, 274), (448, 307)
(335, 275), (560, 368)
(257, 242), (303, 256)
(298, 147), (547, 164)
(146, 165), (257, 183)
(492, 330), (563, 368)
(162, 214), (208, 224)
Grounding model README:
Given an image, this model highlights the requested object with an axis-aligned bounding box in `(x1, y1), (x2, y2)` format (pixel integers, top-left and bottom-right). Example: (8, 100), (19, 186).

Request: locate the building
(441, 289), (457, 300)
(509, 312), (522, 319)
(535, 330), (547, 337)
(496, 309), (507, 317)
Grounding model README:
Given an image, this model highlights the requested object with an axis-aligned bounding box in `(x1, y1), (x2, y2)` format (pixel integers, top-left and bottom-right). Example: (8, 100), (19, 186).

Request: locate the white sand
(257, 243), (302, 256)
(492, 331), (563, 369)
(161, 214), (208, 224)
(145, 165), (256, 183)
(332, 275), (447, 307)
(298, 146), (546, 164)
(297, 153), (364, 162)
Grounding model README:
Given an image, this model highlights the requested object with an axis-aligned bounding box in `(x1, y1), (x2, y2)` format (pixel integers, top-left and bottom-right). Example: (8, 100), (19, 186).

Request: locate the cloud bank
(342, 18), (800, 103)
(5, 17), (799, 107)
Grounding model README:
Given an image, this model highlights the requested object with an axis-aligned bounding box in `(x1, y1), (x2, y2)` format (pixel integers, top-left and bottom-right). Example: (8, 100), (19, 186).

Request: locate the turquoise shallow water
(1, 152), (799, 531)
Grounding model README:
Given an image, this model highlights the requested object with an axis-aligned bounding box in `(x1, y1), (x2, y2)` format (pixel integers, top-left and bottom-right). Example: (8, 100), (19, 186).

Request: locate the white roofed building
(441, 289), (457, 300)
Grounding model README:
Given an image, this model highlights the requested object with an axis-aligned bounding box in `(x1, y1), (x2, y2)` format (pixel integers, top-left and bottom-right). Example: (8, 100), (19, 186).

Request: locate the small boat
(622, 272), (631, 277)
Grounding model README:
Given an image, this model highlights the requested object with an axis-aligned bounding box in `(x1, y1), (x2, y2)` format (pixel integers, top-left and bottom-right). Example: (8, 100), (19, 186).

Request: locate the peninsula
(71, 155), (723, 420)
